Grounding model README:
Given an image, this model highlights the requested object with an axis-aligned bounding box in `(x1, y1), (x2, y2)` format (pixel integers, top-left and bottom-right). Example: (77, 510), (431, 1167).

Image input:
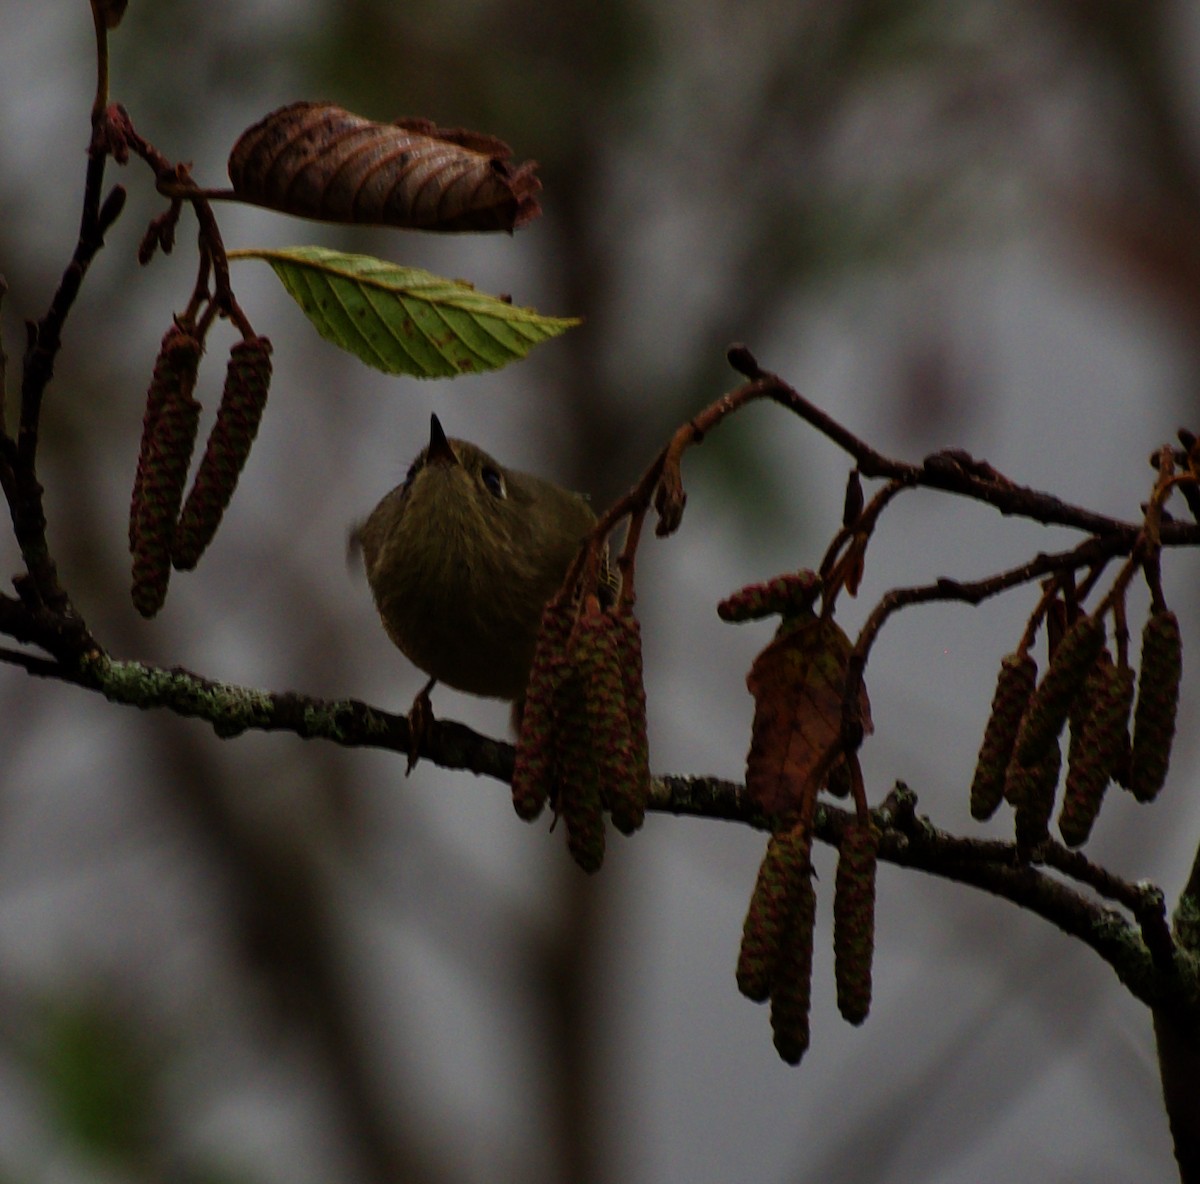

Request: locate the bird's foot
(406, 677), (437, 774)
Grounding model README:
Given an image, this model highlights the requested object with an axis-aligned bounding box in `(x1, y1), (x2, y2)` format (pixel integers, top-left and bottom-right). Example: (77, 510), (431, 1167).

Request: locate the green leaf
(229, 246), (580, 378)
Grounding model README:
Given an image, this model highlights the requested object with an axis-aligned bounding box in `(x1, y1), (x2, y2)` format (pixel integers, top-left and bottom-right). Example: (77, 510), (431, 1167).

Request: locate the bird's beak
(427, 413), (458, 467)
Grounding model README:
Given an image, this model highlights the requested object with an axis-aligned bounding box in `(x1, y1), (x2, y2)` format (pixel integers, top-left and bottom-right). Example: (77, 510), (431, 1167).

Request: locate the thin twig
(838, 534), (1136, 756)
(9, 118), (122, 627)
(732, 346), (1200, 546)
(89, 0), (109, 123)
(18, 152), (106, 467)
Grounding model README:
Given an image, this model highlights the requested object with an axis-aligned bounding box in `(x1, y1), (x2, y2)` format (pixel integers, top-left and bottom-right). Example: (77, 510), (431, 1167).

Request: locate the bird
(352, 414), (601, 711)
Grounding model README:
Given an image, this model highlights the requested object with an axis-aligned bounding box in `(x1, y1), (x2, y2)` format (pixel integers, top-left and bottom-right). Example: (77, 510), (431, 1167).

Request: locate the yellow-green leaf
(229, 246), (580, 378)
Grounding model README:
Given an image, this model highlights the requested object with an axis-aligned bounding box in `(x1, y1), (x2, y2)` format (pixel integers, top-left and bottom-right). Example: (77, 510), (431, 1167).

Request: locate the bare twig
(7, 111), (123, 627)
(18, 144), (122, 471)
(89, 0), (110, 122)
(732, 346), (1200, 547)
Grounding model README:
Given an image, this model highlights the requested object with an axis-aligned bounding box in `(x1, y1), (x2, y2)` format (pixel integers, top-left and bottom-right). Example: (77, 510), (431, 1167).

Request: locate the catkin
(736, 828), (811, 1004)
(1128, 610), (1183, 803)
(512, 601), (575, 821)
(1014, 616), (1106, 767)
(576, 613), (632, 831)
(717, 572), (820, 623)
(555, 666), (607, 874)
(607, 611), (651, 835)
(769, 864), (817, 1066)
(970, 652), (1038, 820)
(129, 326), (203, 618)
(129, 325), (201, 552)
(1009, 741), (1062, 856)
(833, 821), (878, 1025)
(172, 336), (273, 570)
(1058, 655), (1135, 847)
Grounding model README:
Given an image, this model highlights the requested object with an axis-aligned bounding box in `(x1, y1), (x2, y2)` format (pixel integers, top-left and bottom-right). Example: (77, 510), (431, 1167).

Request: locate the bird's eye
(481, 466), (506, 498)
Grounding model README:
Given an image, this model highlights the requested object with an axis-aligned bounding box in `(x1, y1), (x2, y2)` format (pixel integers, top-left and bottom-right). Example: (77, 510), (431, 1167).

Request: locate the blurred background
(2, 1), (1199, 1181)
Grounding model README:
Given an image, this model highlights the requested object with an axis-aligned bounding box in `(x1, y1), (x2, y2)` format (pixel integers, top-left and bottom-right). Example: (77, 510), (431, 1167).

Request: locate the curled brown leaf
(227, 102), (542, 233)
(744, 611), (871, 821)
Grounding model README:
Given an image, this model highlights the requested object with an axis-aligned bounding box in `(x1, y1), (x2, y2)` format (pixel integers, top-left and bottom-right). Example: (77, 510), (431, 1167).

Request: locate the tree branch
(1, 642), (513, 781)
(1155, 1007), (1200, 1184)
(726, 345), (1200, 548)
(6, 638), (1194, 1018)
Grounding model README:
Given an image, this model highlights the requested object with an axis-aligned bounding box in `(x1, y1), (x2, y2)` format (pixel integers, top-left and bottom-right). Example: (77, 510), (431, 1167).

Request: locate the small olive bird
(352, 415), (600, 716)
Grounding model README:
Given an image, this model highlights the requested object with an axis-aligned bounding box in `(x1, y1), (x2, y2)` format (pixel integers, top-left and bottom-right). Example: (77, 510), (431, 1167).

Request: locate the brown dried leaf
(745, 612), (870, 820)
(227, 101), (542, 233)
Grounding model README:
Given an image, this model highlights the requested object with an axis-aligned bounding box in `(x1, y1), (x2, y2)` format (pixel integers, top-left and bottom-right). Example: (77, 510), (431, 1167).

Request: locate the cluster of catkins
(718, 570), (880, 1064)
(511, 597), (651, 872)
(970, 606), (1182, 851)
(737, 816), (879, 1065)
(129, 324), (273, 616)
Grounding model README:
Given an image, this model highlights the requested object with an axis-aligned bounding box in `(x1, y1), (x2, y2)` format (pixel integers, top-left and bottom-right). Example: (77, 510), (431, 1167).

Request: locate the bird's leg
(406, 676), (437, 774)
